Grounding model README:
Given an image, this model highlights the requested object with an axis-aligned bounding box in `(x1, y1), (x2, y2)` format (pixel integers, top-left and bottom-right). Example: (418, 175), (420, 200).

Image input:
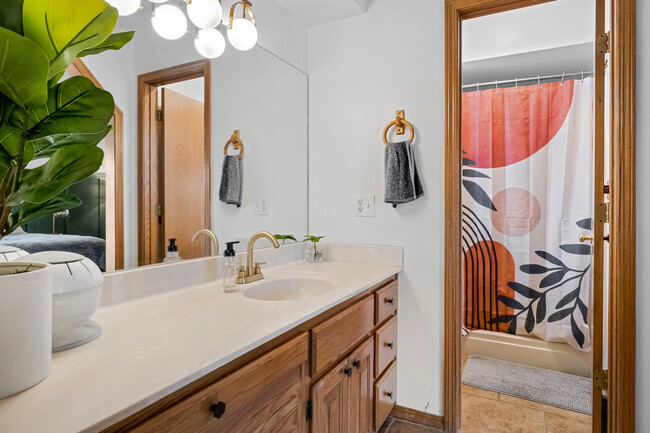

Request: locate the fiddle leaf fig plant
(0, 0), (134, 239)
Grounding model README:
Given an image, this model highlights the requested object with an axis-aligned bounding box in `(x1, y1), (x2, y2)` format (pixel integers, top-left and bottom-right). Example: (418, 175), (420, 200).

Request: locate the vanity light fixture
(107, 0), (142, 16)
(187, 0), (223, 29)
(151, 3), (188, 40)
(227, 0), (258, 51)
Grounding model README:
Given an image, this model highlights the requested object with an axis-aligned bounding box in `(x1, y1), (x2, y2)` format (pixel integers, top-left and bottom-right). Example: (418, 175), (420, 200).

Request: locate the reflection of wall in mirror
(81, 0), (309, 268)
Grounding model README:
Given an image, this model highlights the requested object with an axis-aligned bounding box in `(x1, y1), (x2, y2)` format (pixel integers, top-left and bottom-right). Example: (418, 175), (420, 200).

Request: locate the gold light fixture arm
(228, 0), (255, 29)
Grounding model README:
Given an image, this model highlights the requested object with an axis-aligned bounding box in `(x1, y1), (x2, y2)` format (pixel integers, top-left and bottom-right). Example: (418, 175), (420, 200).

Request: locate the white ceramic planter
(0, 262), (52, 399)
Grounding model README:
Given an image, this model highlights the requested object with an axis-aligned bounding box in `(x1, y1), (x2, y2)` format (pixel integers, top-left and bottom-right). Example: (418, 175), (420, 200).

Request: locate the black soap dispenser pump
(163, 238), (181, 263)
(223, 241), (240, 292)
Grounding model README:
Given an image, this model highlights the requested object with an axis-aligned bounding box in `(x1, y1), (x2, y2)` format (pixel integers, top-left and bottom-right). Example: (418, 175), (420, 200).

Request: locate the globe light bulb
(187, 0), (223, 29)
(148, 0), (167, 3)
(107, 0), (141, 16)
(194, 28), (226, 58)
(227, 18), (257, 51)
(151, 4), (188, 40)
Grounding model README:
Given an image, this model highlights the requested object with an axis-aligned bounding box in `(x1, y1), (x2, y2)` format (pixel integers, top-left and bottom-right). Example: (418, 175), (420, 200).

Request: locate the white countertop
(0, 258), (401, 433)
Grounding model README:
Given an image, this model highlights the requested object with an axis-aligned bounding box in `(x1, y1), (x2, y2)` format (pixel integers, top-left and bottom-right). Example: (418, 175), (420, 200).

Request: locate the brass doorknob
(579, 233), (594, 243)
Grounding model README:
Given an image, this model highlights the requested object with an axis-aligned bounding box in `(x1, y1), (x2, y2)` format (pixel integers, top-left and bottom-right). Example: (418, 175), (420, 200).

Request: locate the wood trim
(444, 0), (637, 432)
(137, 60), (211, 265)
(67, 59), (125, 271)
(443, 2), (462, 431)
(390, 405), (445, 430)
(608, 0), (636, 431)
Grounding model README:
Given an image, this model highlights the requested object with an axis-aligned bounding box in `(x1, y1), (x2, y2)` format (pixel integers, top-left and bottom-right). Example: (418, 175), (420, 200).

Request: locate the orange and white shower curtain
(461, 79), (593, 351)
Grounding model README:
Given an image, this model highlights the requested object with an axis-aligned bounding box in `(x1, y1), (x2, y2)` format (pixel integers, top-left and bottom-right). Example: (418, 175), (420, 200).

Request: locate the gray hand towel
(384, 140), (424, 207)
(219, 155), (242, 207)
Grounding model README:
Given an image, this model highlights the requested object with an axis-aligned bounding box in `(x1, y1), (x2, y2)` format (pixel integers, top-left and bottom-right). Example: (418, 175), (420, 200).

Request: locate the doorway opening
(444, 0), (636, 432)
(137, 60), (211, 266)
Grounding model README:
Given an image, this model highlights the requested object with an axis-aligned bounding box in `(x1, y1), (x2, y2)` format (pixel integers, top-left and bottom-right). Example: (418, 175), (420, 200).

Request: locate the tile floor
(377, 357), (592, 433)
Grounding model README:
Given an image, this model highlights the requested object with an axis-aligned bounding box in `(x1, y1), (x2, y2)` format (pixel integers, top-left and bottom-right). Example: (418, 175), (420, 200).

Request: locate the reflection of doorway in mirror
(137, 61), (211, 266)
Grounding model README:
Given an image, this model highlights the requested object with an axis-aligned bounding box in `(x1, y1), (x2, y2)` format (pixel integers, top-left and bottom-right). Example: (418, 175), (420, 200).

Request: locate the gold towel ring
(383, 110), (415, 145)
(224, 130), (244, 158)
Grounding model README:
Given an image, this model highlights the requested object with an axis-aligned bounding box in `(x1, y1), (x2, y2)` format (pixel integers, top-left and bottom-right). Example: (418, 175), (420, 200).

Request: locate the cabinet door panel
(311, 358), (349, 433)
(348, 338), (374, 433)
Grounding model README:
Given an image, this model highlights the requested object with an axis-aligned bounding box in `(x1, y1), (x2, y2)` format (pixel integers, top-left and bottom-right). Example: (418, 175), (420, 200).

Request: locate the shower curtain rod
(462, 71), (595, 90)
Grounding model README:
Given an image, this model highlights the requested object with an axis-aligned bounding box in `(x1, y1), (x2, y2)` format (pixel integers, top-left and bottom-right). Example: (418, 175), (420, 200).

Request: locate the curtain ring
(495, 80), (499, 92)
(537, 75), (541, 88)
(476, 82), (480, 93)
(581, 70), (585, 83)
(515, 77), (518, 91)
(560, 72), (565, 86)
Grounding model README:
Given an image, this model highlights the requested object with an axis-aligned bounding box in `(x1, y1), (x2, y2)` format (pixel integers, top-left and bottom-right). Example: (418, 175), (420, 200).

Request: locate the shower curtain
(461, 78), (594, 351)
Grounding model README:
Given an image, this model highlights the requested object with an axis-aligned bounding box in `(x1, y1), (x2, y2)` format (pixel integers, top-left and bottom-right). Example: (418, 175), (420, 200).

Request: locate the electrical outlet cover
(354, 195), (375, 217)
(255, 198), (269, 216)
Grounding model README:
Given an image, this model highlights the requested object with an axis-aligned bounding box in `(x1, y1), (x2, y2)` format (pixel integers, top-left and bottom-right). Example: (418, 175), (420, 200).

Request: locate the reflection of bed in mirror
(0, 231), (106, 272)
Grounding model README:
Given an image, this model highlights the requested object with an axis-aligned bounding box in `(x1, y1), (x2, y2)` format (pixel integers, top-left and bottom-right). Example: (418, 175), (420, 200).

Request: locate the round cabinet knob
(353, 360), (361, 369)
(210, 401), (226, 419)
(579, 233), (594, 243)
(385, 391), (393, 399)
(385, 298), (394, 305)
(385, 341), (394, 349)
(344, 368), (353, 377)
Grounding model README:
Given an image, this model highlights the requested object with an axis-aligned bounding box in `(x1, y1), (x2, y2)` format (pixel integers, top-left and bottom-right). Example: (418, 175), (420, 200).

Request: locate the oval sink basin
(244, 278), (334, 301)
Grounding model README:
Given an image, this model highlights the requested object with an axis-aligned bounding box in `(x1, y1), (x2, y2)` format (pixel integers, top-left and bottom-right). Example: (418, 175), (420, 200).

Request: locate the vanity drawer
(133, 333), (309, 433)
(311, 295), (374, 377)
(374, 315), (397, 377)
(375, 281), (398, 325)
(374, 360), (397, 430)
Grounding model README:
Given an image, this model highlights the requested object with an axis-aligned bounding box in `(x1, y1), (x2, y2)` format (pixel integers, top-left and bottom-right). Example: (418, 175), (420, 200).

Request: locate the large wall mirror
(0, 5), (308, 272)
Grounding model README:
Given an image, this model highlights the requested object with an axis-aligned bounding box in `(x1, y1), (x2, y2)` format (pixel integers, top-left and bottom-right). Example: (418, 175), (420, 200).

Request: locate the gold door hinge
(594, 369), (608, 390)
(597, 32), (610, 55)
(155, 203), (163, 217)
(597, 202), (609, 224)
(155, 109), (163, 122)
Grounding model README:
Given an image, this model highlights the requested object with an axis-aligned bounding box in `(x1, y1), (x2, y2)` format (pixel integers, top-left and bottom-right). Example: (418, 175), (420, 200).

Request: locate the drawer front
(374, 360), (397, 430)
(311, 296), (374, 377)
(375, 281), (398, 325)
(374, 315), (397, 377)
(133, 333), (309, 433)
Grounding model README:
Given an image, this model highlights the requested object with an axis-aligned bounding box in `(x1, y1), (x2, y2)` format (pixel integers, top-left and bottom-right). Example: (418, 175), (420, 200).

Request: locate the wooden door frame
(67, 59), (125, 271)
(137, 60), (211, 266)
(443, 1), (636, 432)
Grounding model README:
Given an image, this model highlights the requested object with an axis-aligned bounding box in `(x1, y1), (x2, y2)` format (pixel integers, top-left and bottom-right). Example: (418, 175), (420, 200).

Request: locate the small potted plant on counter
(0, 0), (133, 398)
(274, 234), (297, 245)
(303, 235), (325, 263)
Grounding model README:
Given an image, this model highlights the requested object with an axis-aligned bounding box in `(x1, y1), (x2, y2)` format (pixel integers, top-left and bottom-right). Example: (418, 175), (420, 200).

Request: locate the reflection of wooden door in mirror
(160, 88), (208, 260)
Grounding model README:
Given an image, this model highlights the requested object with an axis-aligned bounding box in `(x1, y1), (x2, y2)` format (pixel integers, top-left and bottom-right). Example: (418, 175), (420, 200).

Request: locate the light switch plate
(354, 195), (375, 217)
(255, 198), (269, 216)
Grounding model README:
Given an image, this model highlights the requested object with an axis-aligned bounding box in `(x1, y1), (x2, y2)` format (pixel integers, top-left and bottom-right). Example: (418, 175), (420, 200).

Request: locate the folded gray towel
(219, 155), (242, 207)
(384, 140), (424, 207)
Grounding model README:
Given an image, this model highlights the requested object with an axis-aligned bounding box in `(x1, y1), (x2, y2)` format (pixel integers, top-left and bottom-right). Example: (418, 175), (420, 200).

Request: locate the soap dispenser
(163, 238), (181, 263)
(222, 241), (240, 292)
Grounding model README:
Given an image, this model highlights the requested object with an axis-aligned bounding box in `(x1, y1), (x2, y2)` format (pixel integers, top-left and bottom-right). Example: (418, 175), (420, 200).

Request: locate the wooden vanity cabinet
(116, 275), (398, 433)
(311, 337), (374, 433)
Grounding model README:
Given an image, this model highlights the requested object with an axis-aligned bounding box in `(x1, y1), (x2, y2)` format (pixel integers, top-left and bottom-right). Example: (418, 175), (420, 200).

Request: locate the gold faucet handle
(254, 262), (267, 273)
(237, 266), (246, 276)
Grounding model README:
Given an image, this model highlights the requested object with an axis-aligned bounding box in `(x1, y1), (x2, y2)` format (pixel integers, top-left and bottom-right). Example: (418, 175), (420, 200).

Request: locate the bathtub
(462, 330), (592, 377)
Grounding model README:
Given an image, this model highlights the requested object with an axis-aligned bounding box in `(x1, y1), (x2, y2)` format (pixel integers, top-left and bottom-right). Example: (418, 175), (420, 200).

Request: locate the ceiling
(275, 0), (373, 27)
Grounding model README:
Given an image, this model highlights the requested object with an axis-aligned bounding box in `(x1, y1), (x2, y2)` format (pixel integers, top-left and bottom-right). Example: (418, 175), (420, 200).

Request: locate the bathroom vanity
(0, 243), (402, 433)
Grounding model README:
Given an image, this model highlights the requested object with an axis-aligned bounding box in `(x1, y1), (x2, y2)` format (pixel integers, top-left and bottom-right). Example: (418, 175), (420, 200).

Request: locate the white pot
(20, 252), (103, 352)
(0, 245), (28, 262)
(0, 262), (52, 399)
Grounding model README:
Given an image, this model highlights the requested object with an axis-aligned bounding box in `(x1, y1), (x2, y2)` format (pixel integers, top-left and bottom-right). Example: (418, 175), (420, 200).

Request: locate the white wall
(309, 0), (446, 414)
(636, 2), (649, 431)
(462, 0), (594, 62)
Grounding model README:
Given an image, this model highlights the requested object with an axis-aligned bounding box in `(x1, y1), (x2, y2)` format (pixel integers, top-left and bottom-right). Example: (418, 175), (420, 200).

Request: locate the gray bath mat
(462, 355), (591, 414)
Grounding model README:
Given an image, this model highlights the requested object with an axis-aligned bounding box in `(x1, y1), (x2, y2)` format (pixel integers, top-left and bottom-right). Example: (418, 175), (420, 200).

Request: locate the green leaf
(0, 27), (49, 107)
(274, 234), (297, 242)
(23, 0), (118, 78)
(78, 31), (135, 57)
(7, 144), (103, 205)
(27, 76), (114, 140)
(29, 125), (111, 158)
(303, 235), (325, 243)
(0, 94), (22, 156)
(7, 192), (80, 233)
(0, 0), (25, 35)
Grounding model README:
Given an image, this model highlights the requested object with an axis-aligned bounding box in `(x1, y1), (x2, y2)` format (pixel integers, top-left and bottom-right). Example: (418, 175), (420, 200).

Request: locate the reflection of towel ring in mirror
(224, 129), (244, 158)
(383, 118), (415, 145)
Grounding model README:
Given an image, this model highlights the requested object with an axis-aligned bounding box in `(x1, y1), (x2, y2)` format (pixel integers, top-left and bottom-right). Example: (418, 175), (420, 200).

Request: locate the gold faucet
(236, 231), (280, 284)
(191, 229), (220, 256)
